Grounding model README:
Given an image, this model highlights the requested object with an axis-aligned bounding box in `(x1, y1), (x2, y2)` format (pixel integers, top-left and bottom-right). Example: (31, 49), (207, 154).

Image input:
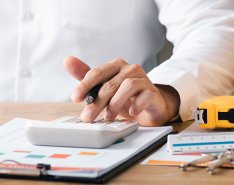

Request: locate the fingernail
(104, 111), (113, 120)
(129, 107), (135, 117)
(81, 108), (93, 121)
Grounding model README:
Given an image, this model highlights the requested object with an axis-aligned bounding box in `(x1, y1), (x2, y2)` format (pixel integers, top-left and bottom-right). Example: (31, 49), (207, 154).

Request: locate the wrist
(155, 84), (181, 122)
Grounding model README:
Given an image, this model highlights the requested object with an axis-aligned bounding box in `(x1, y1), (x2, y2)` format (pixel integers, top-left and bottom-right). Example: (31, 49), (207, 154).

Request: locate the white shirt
(0, 0), (234, 121)
(148, 0), (234, 120)
(0, 0), (164, 101)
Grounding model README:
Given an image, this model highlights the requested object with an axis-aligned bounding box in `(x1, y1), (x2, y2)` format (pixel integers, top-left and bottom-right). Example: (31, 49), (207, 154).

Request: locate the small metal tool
(181, 149), (234, 174)
(180, 154), (218, 171)
(207, 149), (234, 174)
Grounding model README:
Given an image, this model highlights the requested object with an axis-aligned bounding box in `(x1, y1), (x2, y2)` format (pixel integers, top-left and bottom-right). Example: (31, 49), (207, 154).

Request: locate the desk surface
(0, 103), (234, 185)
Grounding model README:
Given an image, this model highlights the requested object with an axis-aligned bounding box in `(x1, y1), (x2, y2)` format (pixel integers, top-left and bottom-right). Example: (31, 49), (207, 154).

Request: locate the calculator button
(107, 122), (133, 129)
(62, 117), (83, 123)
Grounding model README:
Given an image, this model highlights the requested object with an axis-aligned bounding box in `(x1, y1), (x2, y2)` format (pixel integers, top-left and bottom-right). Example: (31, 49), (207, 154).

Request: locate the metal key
(207, 149), (234, 175)
(181, 154), (218, 171)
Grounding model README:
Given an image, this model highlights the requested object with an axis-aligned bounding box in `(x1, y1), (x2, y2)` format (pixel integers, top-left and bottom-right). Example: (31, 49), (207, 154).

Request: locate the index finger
(75, 58), (127, 102)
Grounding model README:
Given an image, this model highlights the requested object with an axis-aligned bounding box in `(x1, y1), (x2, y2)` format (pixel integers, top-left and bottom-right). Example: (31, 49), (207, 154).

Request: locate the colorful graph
(0, 149), (99, 160)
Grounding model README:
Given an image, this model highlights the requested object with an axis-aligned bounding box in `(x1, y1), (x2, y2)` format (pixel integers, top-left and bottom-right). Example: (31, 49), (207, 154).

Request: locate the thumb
(63, 56), (90, 81)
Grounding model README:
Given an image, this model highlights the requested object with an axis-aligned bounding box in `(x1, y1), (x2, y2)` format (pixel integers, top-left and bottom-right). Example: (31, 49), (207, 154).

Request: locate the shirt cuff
(147, 65), (201, 121)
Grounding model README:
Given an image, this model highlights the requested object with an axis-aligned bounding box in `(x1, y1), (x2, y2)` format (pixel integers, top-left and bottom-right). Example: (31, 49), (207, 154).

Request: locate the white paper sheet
(141, 122), (207, 166)
(0, 118), (172, 178)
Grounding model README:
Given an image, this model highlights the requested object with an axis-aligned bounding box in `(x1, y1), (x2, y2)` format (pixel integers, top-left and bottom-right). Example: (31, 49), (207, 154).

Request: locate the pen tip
(86, 96), (94, 105)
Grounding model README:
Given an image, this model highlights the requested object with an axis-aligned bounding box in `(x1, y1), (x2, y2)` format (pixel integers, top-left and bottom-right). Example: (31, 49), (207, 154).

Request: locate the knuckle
(112, 58), (127, 66)
(122, 78), (137, 89)
(128, 64), (142, 74)
(85, 68), (102, 78)
(78, 81), (88, 91)
(143, 89), (154, 97)
(102, 80), (119, 93)
(107, 102), (117, 114)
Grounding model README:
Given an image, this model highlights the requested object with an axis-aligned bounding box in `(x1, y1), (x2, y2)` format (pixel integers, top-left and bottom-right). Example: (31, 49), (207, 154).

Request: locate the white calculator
(25, 117), (139, 148)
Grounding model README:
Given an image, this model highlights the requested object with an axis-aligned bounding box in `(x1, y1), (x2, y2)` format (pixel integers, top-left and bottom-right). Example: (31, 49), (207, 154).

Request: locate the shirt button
(23, 12), (34, 21)
(21, 69), (32, 77)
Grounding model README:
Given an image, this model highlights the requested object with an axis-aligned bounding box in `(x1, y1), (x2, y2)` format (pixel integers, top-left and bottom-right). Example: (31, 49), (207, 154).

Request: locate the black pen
(85, 83), (102, 104)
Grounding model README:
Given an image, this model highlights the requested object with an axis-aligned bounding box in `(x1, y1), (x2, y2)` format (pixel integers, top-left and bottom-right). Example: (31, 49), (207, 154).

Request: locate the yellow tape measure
(194, 96), (234, 129)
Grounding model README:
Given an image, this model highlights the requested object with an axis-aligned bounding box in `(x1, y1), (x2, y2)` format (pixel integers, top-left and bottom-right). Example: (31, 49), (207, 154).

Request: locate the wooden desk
(0, 103), (234, 185)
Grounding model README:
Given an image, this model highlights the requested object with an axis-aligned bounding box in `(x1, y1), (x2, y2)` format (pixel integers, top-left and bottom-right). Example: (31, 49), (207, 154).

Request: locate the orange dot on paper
(79, 152), (98, 156)
(49, 154), (71, 159)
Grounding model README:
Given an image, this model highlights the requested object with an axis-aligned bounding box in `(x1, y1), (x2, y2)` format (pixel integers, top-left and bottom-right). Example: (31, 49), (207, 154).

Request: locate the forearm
(151, 0), (234, 121)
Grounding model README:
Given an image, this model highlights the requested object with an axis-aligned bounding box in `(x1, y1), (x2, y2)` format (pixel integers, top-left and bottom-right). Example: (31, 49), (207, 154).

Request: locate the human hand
(64, 56), (180, 126)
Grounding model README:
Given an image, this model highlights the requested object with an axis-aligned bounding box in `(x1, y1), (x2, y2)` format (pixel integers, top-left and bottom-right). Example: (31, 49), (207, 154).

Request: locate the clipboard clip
(0, 159), (51, 177)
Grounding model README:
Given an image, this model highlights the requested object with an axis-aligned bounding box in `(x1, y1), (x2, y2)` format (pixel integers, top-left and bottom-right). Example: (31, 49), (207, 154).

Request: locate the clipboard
(0, 118), (174, 183)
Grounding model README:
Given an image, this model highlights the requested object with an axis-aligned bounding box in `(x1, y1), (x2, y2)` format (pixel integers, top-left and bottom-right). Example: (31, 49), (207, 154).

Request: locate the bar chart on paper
(0, 148), (102, 171)
(1, 149), (100, 162)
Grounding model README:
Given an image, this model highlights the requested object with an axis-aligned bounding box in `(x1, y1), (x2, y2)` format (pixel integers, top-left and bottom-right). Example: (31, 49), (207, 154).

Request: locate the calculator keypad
(61, 117), (135, 130)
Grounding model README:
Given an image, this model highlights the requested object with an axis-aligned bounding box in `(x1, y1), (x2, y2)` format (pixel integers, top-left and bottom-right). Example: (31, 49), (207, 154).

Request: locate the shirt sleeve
(148, 0), (234, 121)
